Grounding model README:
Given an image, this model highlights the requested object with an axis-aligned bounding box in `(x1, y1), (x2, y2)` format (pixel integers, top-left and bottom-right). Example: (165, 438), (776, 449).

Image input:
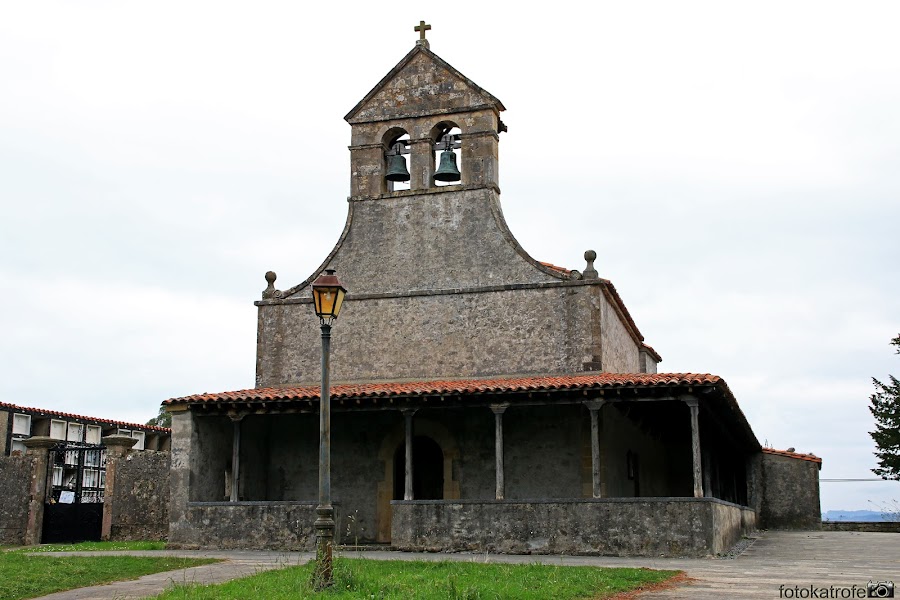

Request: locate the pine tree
(869, 334), (900, 480)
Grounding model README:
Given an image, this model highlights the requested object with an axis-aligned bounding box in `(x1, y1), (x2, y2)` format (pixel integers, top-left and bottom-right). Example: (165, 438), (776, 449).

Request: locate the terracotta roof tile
(0, 401), (170, 433)
(762, 447), (822, 464)
(538, 261), (571, 274)
(164, 372), (722, 405)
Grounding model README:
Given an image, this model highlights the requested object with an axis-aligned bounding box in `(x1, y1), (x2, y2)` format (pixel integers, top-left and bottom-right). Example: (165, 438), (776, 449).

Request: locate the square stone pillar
(22, 436), (58, 546)
(409, 139), (435, 191)
(101, 435), (138, 540)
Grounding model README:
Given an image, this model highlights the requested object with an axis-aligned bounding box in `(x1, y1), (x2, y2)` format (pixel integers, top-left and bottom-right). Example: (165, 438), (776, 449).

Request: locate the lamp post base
(313, 504), (335, 589)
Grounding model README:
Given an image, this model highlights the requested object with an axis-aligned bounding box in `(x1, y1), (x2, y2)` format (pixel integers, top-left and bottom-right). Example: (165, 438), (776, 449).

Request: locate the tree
(146, 405), (172, 428)
(869, 334), (900, 480)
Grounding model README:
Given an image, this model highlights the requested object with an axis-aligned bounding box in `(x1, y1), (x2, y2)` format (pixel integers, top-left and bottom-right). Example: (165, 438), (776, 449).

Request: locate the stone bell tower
(344, 29), (505, 197)
(254, 25), (652, 387)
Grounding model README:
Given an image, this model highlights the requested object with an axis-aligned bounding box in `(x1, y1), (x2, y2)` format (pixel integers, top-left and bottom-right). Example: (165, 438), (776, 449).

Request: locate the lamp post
(310, 268), (347, 588)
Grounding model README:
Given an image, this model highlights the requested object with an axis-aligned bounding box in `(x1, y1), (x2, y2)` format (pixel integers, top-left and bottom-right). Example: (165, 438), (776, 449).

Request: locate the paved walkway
(28, 531), (900, 599)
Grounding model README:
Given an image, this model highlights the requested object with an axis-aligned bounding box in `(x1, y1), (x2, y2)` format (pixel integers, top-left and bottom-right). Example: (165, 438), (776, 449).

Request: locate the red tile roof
(0, 401), (170, 433)
(641, 343), (662, 362)
(165, 373), (722, 405)
(762, 448), (822, 464)
(538, 261), (571, 274)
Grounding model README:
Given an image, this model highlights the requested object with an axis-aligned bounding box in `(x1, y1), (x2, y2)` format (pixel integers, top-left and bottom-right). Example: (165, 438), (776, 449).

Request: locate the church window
(431, 123), (461, 187)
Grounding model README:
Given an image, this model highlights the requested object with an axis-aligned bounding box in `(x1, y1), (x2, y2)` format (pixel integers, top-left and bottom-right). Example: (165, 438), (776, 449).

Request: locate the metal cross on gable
(415, 21), (431, 41)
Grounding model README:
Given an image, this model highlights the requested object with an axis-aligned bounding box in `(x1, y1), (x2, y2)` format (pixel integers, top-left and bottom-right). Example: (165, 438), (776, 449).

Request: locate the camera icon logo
(868, 581), (895, 598)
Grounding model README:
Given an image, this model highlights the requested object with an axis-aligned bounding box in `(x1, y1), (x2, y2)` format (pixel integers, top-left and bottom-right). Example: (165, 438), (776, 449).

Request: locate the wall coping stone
(23, 436), (58, 450)
(187, 501), (340, 507)
(391, 497), (755, 510)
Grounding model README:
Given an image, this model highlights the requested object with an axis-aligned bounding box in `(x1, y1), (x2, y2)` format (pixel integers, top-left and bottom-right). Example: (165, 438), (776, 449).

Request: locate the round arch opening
(392, 435), (444, 500)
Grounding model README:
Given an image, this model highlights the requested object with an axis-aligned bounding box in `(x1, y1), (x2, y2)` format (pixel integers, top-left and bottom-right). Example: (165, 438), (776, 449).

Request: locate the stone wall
(168, 501), (332, 550)
(599, 292), (641, 373)
(106, 451), (170, 541)
(0, 454), (33, 545)
(0, 410), (10, 455)
(758, 453), (821, 529)
(821, 521), (900, 533)
(392, 498), (754, 557)
(255, 186), (644, 388)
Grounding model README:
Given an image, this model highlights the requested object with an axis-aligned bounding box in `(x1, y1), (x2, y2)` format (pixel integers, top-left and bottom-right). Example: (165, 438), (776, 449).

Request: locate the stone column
(490, 404), (509, 500)
(101, 435), (138, 540)
(229, 416), (243, 502)
(684, 396), (704, 498)
(584, 400), (606, 498)
(402, 409), (416, 500)
(22, 436), (58, 546)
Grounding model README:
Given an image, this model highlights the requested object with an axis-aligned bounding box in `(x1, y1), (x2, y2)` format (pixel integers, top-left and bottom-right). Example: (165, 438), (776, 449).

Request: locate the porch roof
(165, 372), (719, 404)
(164, 372), (759, 451)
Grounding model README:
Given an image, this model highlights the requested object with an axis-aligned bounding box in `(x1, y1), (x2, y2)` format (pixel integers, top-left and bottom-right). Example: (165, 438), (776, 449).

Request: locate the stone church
(165, 32), (822, 556)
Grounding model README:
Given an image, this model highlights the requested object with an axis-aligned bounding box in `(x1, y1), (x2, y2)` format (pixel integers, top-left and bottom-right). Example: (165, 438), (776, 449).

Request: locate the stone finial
(583, 250), (598, 279)
(262, 271), (277, 299)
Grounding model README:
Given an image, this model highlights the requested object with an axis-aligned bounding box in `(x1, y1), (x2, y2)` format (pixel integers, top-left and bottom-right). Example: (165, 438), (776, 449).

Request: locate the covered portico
(165, 372), (759, 556)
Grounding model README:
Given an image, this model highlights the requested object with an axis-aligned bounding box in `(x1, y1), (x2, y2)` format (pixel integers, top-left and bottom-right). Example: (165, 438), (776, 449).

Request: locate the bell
(434, 150), (461, 182)
(385, 153), (410, 182)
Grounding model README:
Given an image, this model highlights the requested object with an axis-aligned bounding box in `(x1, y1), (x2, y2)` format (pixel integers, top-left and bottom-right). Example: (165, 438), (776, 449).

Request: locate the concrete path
(28, 530), (900, 599)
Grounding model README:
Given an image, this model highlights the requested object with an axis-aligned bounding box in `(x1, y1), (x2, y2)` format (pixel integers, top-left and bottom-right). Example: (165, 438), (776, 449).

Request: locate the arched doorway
(393, 436), (444, 500)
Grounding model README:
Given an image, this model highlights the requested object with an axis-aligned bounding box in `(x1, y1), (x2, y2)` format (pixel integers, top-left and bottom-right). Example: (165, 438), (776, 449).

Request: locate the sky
(1, 1), (898, 512)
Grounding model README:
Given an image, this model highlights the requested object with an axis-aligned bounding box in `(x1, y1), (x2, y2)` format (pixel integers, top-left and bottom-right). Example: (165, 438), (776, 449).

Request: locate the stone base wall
(107, 451), (170, 541)
(391, 498), (755, 557)
(0, 455), (33, 545)
(822, 521), (900, 533)
(168, 501), (340, 550)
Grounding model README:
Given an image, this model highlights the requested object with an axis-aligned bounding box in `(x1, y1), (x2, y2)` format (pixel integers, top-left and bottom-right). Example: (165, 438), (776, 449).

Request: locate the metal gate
(42, 444), (107, 543)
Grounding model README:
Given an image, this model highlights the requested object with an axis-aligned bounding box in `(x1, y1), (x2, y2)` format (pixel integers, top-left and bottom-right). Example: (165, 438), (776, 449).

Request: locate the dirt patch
(607, 571), (694, 599)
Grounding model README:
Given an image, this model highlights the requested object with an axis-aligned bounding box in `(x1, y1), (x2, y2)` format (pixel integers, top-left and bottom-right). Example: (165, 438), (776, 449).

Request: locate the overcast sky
(1, 1), (898, 512)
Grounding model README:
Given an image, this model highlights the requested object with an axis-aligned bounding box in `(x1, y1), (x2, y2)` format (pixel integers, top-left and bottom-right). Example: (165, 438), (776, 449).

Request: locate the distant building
(0, 402), (170, 455)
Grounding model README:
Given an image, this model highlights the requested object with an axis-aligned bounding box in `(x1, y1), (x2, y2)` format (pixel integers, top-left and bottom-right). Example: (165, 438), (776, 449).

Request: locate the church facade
(165, 36), (821, 556)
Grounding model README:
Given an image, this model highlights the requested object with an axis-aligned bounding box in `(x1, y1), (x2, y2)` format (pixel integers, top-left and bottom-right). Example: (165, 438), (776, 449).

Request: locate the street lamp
(310, 269), (347, 588)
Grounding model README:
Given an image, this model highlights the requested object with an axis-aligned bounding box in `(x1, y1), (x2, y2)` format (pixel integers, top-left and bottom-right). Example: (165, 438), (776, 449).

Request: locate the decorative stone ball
(584, 249), (597, 262)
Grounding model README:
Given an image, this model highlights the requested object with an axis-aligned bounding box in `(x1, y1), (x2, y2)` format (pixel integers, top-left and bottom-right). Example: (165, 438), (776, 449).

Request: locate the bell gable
(345, 45), (505, 124)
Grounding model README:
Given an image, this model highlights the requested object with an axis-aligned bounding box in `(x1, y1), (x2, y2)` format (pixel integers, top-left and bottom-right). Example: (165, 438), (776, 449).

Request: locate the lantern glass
(311, 269), (347, 322)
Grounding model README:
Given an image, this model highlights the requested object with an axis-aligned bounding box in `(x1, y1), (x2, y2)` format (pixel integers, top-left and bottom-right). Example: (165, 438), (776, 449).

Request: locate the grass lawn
(21, 540), (167, 553)
(0, 551), (217, 600)
(155, 558), (680, 600)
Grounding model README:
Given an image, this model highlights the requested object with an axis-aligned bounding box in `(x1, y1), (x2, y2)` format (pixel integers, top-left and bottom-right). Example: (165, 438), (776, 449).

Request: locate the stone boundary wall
(758, 453), (821, 530)
(391, 498), (755, 557)
(106, 451), (170, 541)
(0, 455), (33, 545)
(821, 521), (900, 533)
(168, 501), (340, 550)
(0, 437), (171, 546)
